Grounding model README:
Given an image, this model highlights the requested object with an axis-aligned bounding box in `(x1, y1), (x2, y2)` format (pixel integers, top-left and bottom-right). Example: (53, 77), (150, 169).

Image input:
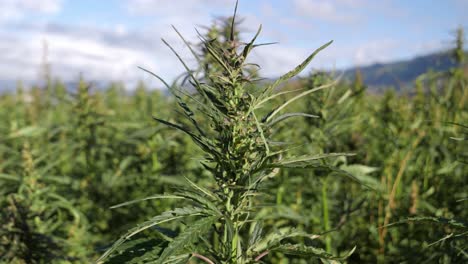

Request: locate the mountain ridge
(342, 50), (466, 91)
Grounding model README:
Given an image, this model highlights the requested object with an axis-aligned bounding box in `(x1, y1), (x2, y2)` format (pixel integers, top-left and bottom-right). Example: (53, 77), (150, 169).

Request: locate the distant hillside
(343, 50), (466, 91)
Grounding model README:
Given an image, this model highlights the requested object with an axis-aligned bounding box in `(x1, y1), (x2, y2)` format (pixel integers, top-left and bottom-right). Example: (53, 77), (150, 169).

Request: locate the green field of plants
(0, 4), (467, 264)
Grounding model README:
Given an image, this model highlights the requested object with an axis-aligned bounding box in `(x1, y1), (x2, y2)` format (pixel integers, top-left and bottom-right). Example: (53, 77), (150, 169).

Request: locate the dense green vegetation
(0, 5), (467, 264)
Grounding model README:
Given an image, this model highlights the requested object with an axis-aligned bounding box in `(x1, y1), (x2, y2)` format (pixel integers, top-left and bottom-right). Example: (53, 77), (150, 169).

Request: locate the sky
(0, 0), (467, 89)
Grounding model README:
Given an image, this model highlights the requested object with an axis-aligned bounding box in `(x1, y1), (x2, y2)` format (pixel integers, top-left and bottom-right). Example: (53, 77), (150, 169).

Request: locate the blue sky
(0, 0), (467, 89)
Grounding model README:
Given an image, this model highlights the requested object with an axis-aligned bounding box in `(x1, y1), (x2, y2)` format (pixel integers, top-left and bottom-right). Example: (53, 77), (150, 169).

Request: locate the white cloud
(260, 1), (275, 17)
(46, 34), (159, 81)
(126, 0), (232, 17)
(0, 26), (169, 89)
(293, 0), (364, 23)
(0, 0), (62, 23)
(353, 39), (401, 65)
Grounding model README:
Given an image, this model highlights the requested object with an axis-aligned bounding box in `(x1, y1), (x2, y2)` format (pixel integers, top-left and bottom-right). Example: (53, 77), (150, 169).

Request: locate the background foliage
(0, 8), (467, 264)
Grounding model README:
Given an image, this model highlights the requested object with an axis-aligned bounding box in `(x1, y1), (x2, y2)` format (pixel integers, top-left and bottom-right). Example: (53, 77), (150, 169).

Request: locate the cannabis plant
(381, 122), (467, 263)
(97, 2), (357, 263)
(0, 143), (87, 263)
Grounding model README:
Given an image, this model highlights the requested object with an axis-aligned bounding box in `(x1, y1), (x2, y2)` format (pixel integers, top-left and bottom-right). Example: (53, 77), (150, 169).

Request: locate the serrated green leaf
(242, 24), (262, 59)
(385, 216), (467, 229)
(152, 116), (220, 159)
(105, 236), (165, 264)
(250, 227), (319, 253)
(259, 40), (333, 100)
(110, 194), (186, 209)
(184, 176), (220, 201)
(269, 153), (355, 168)
(267, 112), (319, 127)
(248, 222), (263, 249)
(96, 207), (205, 263)
(174, 189), (221, 215)
(339, 164), (381, 190)
(265, 79), (338, 123)
(157, 216), (219, 264)
(272, 243), (356, 260)
(172, 25), (201, 64)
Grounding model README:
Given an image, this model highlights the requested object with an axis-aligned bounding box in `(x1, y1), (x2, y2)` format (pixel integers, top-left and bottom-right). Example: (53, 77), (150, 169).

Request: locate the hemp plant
(0, 143), (87, 263)
(98, 2), (357, 263)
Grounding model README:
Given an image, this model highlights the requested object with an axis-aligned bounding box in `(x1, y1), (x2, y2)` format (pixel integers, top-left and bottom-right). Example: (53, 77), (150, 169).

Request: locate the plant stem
(322, 178), (331, 252)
